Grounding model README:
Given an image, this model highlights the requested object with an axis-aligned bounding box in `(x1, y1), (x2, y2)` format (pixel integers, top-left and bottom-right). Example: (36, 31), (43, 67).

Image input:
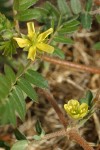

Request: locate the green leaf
(25, 69), (49, 89)
(29, 7), (48, 22)
(44, 1), (60, 18)
(7, 100), (16, 126)
(59, 17), (80, 34)
(0, 75), (12, 101)
(11, 86), (26, 121)
(16, 8), (42, 21)
(4, 65), (16, 83)
(0, 140), (10, 150)
(19, 0), (38, 11)
(52, 47), (65, 59)
(0, 39), (17, 56)
(81, 12), (92, 29)
(86, 0), (93, 12)
(93, 42), (100, 50)
(14, 129), (26, 140)
(57, 0), (71, 16)
(59, 26), (79, 34)
(96, 15), (100, 24)
(54, 36), (74, 44)
(71, 0), (81, 14)
(35, 120), (45, 137)
(62, 19), (80, 28)
(0, 75), (10, 97)
(16, 65), (25, 78)
(0, 13), (12, 32)
(11, 140), (28, 150)
(35, 120), (43, 135)
(33, 135), (42, 140)
(0, 86), (7, 100)
(80, 98), (87, 104)
(0, 105), (9, 124)
(85, 90), (93, 105)
(18, 77), (38, 102)
(33, 120), (45, 140)
(80, 90), (93, 106)
(13, 0), (19, 11)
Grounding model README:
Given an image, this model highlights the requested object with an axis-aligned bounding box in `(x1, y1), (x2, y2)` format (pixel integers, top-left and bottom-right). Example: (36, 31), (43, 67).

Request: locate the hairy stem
(38, 89), (94, 150)
(68, 129), (94, 150)
(42, 55), (100, 74)
(29, 128), (94, 150)
(38, 89), (67, 128)
(28, 129), (67, 140)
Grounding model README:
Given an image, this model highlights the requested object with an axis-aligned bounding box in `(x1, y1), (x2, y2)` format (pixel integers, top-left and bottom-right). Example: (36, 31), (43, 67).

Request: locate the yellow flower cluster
(14, 22), (54, 61)
(64, 100), (88, 119)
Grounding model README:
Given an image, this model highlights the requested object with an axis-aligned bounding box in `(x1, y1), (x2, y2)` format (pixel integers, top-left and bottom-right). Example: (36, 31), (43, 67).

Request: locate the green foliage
(18, 0), (38, 11)
(0, 140), (10, 150)
(11, 140), (28, 150)
(81, 13), (92, 29)
(80, 90), (93, 107)
(25, 69), (49, 89)
(86, 0), (93, 12)
(93, 42), (100, 50)
(18, 78), (38, 102)
(52, 47), (65, 59)
(33, 120), (45, 140)
(80, 0), (92, 29)
(0, 0), (100, 148)
(96, 15), (100, 23)
(0, 13), (17, 56)
(0, 65), (48, 125)
(14, 0), (39, 21)
(57, 0), (71, 16)
(0, 0), (12, 18)
(14, 0), (38, 11)
(70, 0), (82, 14)
(59, 16), (80, 34)
(16, 8), (44, 21)
(44, 1), (60, 18)
(54, 36), (74, 44)
(0, 13), (12, 32)
(0, 39), (17, 56)
(14, 129), (27, 140)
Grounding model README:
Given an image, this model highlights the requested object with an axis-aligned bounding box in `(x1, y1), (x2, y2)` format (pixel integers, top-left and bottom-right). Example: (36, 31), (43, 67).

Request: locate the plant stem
(29, 128), (94, 150)
(27, 129), (67, 140)
(69, 129), (94, 150)
(13, 0), (20, 33)
(48, 15), (62, 44)
(38, 89), (94, 150)
(42, 55), (100, 74)
(38, 89), (67, 128)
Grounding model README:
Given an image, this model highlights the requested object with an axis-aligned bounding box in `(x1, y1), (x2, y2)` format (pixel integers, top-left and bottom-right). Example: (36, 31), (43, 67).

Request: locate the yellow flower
(14, 22), (54, 61)
(64, 99), (88, 119)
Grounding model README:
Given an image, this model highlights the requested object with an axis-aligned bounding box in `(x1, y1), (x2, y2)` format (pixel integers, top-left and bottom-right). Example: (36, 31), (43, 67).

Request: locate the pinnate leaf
(71, 0), (81, 14)
(25, 69), (49, 89)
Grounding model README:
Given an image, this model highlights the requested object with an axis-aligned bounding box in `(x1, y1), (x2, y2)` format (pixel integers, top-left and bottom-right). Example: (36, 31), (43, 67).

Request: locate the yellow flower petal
(37, 28), (53, 42)
(70, 114), (80, 119)
(68, 100), (79, 107)
(79, 103), (88, 118)
(27, 46), (36, 61)
(64, 100), (88, 120)
(14, 38), (30, 48)
(37, 43), (54, 53)
(80, 103), (88, 111)
(27, 22), (35, 39)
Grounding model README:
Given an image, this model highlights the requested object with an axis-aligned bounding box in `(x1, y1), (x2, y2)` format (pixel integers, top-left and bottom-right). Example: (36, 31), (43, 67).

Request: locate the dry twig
(42, 56), (100, 74)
